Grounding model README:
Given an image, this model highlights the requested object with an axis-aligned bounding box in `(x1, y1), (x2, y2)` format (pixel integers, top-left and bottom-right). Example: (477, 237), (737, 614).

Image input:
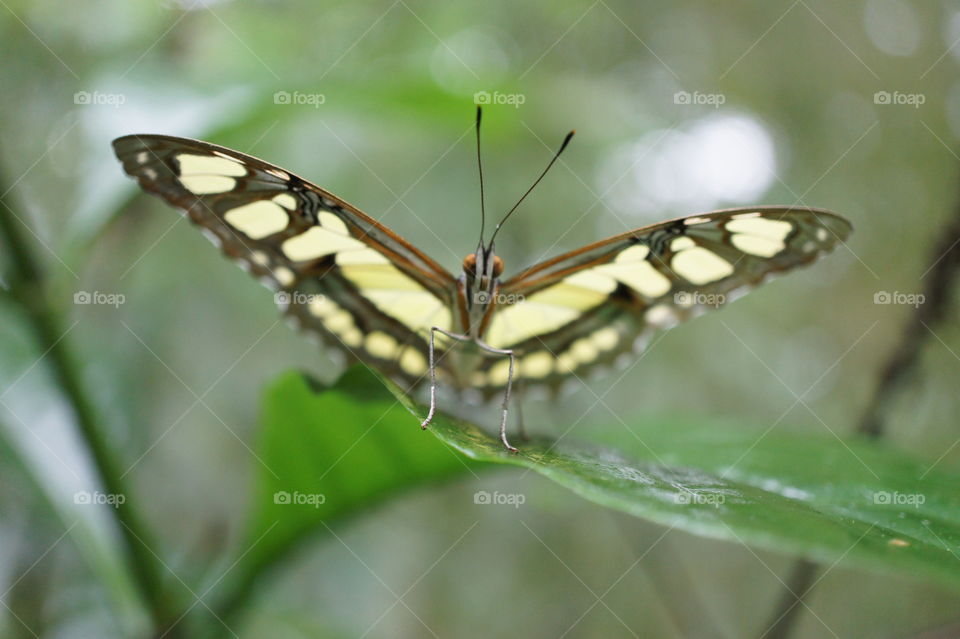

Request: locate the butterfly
(112, 108), (852, 451)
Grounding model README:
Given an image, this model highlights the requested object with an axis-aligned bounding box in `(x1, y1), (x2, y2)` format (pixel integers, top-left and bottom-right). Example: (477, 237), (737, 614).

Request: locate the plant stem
(0, 186), (176, 634)
(760, 171), (960, 638)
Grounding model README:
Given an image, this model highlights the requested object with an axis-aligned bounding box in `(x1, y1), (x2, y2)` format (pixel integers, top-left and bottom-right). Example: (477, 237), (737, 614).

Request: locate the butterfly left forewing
(113, 134), (457, 388)
(472, 206), (851, 394)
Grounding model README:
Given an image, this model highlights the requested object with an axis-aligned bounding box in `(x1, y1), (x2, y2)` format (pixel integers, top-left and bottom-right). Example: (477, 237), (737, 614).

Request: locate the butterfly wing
(472, 207), (852, 393)
(113, 134), (457, 387)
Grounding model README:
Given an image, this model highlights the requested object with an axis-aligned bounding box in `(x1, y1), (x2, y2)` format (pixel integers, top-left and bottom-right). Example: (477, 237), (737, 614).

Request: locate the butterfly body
(113, 126), (851, 451)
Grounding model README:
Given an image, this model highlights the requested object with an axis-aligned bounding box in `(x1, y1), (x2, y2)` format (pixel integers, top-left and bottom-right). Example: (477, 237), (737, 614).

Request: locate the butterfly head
(463, 245), (503, 308)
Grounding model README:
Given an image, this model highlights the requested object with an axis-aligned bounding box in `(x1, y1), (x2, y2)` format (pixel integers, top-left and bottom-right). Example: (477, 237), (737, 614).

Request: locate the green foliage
(239, 366), (960, 601)
(213, 368), (481, 628)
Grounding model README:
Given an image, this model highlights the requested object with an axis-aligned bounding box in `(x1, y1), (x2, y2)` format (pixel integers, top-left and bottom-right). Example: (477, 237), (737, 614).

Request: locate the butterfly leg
(474, 339), (518, 453)
(420, 327), (472, 431)
(515, 377), (529, 442)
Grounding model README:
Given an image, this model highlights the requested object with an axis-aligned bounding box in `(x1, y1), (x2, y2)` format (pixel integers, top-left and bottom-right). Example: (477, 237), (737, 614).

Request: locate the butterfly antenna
(476, 106), (487, 244)
(489, 129), (575, 246)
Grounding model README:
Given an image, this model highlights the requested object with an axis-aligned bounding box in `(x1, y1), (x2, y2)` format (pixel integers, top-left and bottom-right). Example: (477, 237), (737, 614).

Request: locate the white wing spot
(645, 304), (676, 328)
(319, 211), (349, 235)
(488, 359), (512, 386)
(670, 236), (696, 251)
(272, 193), (298, 210)
(590, 327), (619, 351)
(564, 270), (617, 294)
(180, 175), (236, 194)
(282, 226), (365, 261)
(570, 338), (599, 364)
(595, 261), (672, 297)
(684, 216), (712, 225)
(671, 247), (734, 284)
(336, 248), (390, 266)
(556, 352), (578, 374)
(726, 217), (792, 240)
(308, 296), (337, 318)
(365, 331), (399, 359)
(341, 327), (363, 347)
(615, 244), (650, 263)
(177, 154), (246, 177)
(325, 309), (354, 334)
(521, 352), (554, 379)
(224, 200), (289, 239)
(732, 233), (784, 257)
(400, 348), (428, 376)
(273, 266), (295, 287)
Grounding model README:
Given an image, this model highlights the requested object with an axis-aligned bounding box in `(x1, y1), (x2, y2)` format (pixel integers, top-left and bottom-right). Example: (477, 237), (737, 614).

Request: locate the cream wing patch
(224, 200), (290, 239)
(477, 324), (626, 386)
(334, 245), (452, 334)
(670, 246), (734, 285)
(281, 211), (366, 261)
(179, 176), (236, 194)
(726, 216), (794, 258)
(177, 154), (247, 177)
(177, 154), (247, 195)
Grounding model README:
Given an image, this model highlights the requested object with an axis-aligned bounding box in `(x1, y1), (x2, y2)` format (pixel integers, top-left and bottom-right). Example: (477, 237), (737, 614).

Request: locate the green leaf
(220, 364), (960, 630)
(378, 368), (960, 589)
(215, 367), (480, 624)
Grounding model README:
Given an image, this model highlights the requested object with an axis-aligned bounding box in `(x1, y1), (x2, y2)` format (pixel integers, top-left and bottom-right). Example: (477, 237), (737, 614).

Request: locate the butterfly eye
(492, 255), (504, 278)
(463, 253), (478, 276)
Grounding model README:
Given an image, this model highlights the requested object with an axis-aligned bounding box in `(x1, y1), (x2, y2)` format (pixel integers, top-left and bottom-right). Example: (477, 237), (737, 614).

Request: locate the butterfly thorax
(460, 246), (504, 340)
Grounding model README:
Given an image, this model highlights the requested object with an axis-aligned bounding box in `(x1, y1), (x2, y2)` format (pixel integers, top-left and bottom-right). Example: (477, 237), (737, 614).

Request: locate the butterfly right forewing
(468, 207), (852, 395)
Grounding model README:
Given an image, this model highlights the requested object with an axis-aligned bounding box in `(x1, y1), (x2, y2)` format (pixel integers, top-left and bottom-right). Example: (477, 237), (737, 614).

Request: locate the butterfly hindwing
(471, 207), (851, 394)
(113, 134), (457, 387)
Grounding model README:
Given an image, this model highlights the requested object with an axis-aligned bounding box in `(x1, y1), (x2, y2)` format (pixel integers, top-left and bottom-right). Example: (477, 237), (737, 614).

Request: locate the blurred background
(2, 0), (959, 637)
